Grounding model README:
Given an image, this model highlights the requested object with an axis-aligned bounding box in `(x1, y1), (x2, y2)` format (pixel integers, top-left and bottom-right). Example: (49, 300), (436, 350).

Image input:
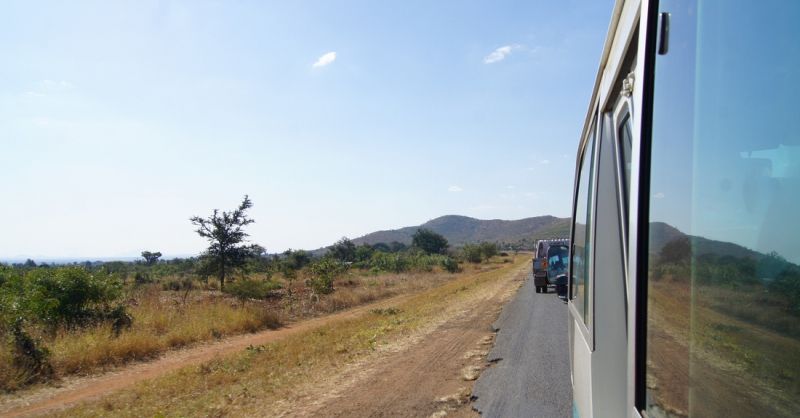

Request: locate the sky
(0, 0), (613, 260)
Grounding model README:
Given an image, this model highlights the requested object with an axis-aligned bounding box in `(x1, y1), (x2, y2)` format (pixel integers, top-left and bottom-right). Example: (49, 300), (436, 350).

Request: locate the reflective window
(571, 122), (596, 325)
(617, 111), (632, 206)
(548, 245), (570, 276)
(645, 1), (800, 416)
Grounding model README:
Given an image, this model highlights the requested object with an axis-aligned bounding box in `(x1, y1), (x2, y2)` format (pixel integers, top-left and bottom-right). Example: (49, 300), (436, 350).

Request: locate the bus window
(571, 120), (597, 326)
(643, 1), (800, 416)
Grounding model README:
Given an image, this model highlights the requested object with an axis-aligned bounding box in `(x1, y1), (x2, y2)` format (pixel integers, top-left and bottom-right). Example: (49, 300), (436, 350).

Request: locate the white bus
(568, 0), (800, 417)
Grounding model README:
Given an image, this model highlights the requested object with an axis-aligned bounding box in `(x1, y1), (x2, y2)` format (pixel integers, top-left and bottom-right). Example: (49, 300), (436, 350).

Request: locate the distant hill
(351, 215), (571, 249)
(649, 221), (763, 260)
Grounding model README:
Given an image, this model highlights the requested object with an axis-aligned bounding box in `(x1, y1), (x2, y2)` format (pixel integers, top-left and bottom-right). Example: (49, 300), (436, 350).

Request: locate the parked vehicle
(532, 239), (569, 293)
(568, 1), (800, 417)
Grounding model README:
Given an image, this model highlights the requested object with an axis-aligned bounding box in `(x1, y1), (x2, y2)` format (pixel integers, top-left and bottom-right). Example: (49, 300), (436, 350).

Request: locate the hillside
(649, 221), (763, 261)
(351, 215), (571, 249)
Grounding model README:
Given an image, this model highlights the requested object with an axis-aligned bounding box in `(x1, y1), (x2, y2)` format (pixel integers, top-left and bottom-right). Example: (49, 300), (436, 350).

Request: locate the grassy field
(0, 258), (506, 393)
(647, 278), (800, 417)
(51, 255), (526, 417)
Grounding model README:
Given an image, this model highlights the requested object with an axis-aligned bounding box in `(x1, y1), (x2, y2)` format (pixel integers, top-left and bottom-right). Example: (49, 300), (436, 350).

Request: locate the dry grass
(48, 296), (281, 376)
(0, 266), (475, 392)
(648, 280), (800, 416)
(54, 256), (527, 417)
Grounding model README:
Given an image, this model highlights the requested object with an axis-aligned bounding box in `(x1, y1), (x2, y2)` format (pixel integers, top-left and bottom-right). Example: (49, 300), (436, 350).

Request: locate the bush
(462, 244), (484, 263)
(479, 242), (498, 259)
(134, 272), (153, 285)
(8, 318), (53, 385)
(223, 279), (281, 303)
(440, 257), (462, 273)
(461, 242), (498, 263)
(370, 252), (410, 273)
(307, 257), (347, 295)
(162, 277), (195, 291)
(9, 267), (125, 328)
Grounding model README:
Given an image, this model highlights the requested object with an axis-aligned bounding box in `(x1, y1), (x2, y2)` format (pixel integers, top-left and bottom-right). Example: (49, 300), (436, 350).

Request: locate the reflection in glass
(572, 123), (596, 325)
(645, 1), (800, 417)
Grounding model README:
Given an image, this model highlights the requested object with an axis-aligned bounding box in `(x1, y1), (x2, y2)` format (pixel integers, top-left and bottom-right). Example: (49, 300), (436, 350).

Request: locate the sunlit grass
(1, 264), (480, 392)
(54, 256), (526, 417)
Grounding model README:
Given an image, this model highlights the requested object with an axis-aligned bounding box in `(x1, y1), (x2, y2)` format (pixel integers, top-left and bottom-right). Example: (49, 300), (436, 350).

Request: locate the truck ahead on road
(532, 239), (569, 294)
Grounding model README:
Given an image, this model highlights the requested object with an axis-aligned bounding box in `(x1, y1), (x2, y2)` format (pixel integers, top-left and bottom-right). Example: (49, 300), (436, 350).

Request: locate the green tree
(329, 237), (357, 262)
(140, 251), (162, 266)
(190, 195), (262, 290)
(412, 229), (449, 255)
(355, 244), (374, 262)
(283, 249), (312, 270)
(462, 244), (484, 263)
(479, 242), (498, 259)
(660, 236), (691, 264)
(389, 241), (408, 252)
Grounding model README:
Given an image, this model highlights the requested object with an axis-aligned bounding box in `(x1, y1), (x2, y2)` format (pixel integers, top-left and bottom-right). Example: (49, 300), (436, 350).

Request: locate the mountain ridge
(350, 214), (571, 249)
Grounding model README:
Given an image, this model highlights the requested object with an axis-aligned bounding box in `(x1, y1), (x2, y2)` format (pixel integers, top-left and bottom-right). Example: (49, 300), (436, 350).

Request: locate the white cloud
(540, 159), (550, 165)
(653, 192), (665, 199)
(448, 185), (463, 192)
(312, 51), (337, 68)
(22, 80), (75, 98)
(39, 80), (74, 90)
(483, 44), (520, 64)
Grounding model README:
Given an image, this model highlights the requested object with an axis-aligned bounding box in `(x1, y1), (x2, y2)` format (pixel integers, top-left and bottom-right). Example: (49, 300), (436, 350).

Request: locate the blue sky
(0, 0), (612, 259)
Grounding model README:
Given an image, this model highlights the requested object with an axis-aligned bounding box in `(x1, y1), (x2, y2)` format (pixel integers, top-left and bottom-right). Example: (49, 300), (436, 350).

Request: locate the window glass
(571, 123), (596, 325)
(645, 1), (800, 416)
(548, 245), (570, 276)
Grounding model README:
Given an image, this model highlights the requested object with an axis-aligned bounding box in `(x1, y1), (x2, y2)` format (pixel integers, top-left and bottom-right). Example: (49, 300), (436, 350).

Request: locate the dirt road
(276, 263), (529, 418)
(1, 260), (529, 417)
(0, 293), (422, 417)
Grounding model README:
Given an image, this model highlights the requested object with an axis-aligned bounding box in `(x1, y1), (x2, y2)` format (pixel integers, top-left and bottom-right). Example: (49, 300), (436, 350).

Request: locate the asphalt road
(472, 270), (572, 418)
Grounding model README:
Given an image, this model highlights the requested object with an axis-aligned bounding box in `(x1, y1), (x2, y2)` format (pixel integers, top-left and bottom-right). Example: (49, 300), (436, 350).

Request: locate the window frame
(569, 108), (601, 349)
(633, 0), (660, 412)
(613, 97), (634, 266)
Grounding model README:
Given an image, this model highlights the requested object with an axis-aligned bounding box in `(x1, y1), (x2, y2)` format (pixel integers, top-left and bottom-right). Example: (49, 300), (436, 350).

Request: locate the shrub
(461, 242), (498, 263)
(9, 318), (53, 384)
(479, 242), (498, 259)
(19, 267), (125, 327)
(223, 279), (281, 303)
(369, 252), (410, 273)
(441, 257), (462, 273)
(307, 257), (347, 295)
(134, 272), (153, 285)
(162, 277), (195, 291)
(462, 244), (484, 263)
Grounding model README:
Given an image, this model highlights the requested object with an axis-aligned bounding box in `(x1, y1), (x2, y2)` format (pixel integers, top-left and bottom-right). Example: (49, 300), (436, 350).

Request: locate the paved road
(472, 271), (572, 418)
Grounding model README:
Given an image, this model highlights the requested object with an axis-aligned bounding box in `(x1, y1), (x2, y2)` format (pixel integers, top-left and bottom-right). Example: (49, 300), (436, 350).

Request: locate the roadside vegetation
(51, 254), (528, 417)
(0, 197), (509, 393)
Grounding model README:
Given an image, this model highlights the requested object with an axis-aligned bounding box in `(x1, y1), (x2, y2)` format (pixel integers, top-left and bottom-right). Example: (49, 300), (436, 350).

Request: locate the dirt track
(0, 261), (528, 418)
(0, 293), (421, 417)
(276, 263), (528, 418)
